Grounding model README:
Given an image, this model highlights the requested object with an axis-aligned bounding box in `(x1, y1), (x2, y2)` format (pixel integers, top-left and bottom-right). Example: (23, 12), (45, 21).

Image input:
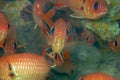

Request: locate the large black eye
(86, 36), (89, 41)
(14, 42), (17, 49)
(114, 40), (118, 47)
(94, 1), (98, 11)
(66, 28), (70, 37)
(50, 26), (55, 35)
(0, 48), (4, 57)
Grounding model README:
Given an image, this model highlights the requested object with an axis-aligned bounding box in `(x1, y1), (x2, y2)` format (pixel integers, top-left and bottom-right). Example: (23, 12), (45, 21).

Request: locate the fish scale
(0, 53), (50, 80)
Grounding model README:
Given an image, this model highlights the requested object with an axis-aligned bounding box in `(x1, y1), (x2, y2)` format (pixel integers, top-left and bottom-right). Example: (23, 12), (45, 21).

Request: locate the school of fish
(54, 0), (108, 19)
(0, 0), (119, 80)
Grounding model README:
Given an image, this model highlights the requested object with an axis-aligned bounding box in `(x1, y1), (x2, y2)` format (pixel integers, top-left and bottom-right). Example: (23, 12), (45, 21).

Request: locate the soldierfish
(3, 26), (17, 56)
(54, 0), (108, 19)
(108, 36), (120, 52)
(33, 0), (56, 42)
(81, 30), (95, 46)
(2, 26), (26, 56)
(0, 12), (8, 48)
(33, 0), (55, 30)
(47, 18), (70, 63)
(52, 50), (75, 76)
(0, 53), (50, 80)
(78, 72), (116, 80)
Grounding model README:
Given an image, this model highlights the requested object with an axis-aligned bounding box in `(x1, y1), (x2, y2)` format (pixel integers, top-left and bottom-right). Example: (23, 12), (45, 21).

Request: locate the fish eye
(86, 36), (89, 41)
(66, 28), (70, 37)
(14, 42), (17, 49)
(0, 48), (4, 57)
(50, 26), (55, 35)
(114, 40), (118, 47)
(94, 1), (99, 11)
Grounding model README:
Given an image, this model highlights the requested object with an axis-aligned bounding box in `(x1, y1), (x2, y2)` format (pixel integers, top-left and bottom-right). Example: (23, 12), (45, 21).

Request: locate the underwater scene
(0, 0), (120, 80)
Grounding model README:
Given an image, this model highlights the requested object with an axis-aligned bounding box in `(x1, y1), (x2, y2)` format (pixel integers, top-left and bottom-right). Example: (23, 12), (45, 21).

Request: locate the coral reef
(72, 0), (120, 41)
(105, 0), (120, 21)
(80, 19), (120, 41)
(0, 0), (120, 80)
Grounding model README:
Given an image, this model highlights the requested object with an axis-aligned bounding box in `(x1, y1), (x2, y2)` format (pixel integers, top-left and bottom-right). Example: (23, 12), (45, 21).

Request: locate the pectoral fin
(70, 13), (84, 19)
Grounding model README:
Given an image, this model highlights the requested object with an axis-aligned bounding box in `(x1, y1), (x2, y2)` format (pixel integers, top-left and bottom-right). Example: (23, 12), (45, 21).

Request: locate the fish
(3, 26), (17, 56)
(51, 50), (75, 76)
(33, 0), (55, 33)
(54, 0), (108, 19)
(47, 18), (71, 64)
(0, 53), (50, 80)
(2, 26), (26, 56)
(0, 12), (8, 48)
(81, 30), (95, 46)
(33, 0), (56, 42)
(78, 72), (116, 80)
(107, 36), (120, 52)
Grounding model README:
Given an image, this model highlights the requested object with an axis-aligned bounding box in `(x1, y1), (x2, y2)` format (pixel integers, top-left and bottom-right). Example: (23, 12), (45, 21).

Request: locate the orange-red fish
(0, 12), (8, 48)
(33, 0), (55, 33)
(54, 0), (108, 19)
(3, 26), (17, 56)
(47, 18), (70, 63)
(0, 53), (50, 80)
(108, 36), (120, 52)
(81, 30), (95, 46)
(52, 50), (75, 75)
(3, 26), (26, 56)
(78, 72), (116, 80)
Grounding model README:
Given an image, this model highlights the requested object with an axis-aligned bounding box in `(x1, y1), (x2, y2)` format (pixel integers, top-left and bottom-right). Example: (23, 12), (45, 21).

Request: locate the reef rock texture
(73, 0), (120, 41)
(80, 19), (120, 41)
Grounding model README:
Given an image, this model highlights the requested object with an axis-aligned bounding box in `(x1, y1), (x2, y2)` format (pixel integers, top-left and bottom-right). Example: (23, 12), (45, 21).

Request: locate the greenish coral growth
(0, 0), (32, 27)
(80, 19), (120, 41)
(104, 0), (120, 21)
(78, 0), (120, 41)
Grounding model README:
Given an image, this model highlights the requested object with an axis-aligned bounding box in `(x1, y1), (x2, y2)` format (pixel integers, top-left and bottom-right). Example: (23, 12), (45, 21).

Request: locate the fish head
(0, 61), (11, 80)
(78, 72), (116, 80)
(50, 18), (70, 53)
(81, 30), (95, 46)
(52, 36), (65, 53)
(108, 36), (120, 52)
(89, 0), (108, 19)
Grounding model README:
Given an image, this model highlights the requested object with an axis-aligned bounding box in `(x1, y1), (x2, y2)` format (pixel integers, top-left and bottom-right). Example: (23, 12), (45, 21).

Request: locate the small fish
(33, 0), (55, 30)
(3, 26), (17, 56)
(51, 50), (75, 76)
(47, 18), (70, 63)
(3, 26), (26, 56)
(54, 0), (108, 19)
(0, 53), (50, 80)
(33, 0), (56, 42)
(78, 72), (116, 80)
(81, 30), (95, 46)
(108, 36), (120, 52)
(0, 12), (8, 48)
